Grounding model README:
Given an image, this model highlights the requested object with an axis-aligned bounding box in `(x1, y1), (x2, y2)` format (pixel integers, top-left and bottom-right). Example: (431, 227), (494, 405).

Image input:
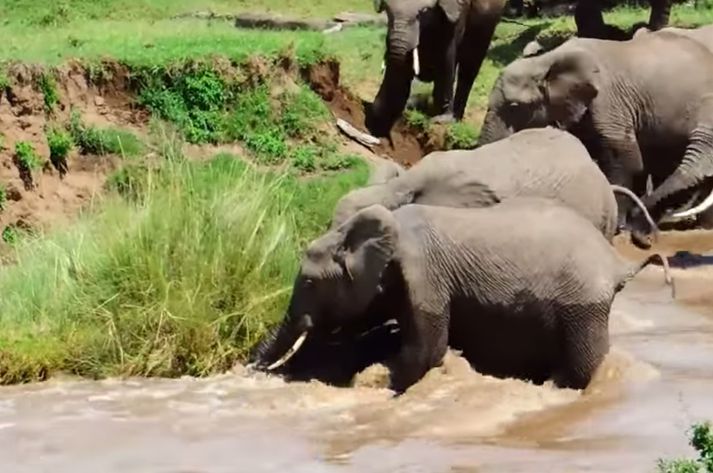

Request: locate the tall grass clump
(0, 153), (368, 384)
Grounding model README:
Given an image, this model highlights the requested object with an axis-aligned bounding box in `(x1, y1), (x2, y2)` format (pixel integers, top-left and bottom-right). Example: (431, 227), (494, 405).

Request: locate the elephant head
(251, 205), (401, 373)
(478, 44), (600, 145)
(366, 0), (467, 137)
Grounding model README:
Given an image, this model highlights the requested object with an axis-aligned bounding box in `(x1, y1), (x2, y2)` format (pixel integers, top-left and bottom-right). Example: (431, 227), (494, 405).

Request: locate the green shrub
(37, 72), (59, 111)
(2, 226), (19, 245)
(290, 145), (318, 172)
(279, 86), (328, 138)
(446, 122), (479, 150)
(68, 111), (143, 156)
(47, 127), (73, 175)
(658, 422), (713, 473)
(404, 109), (429, 131)
(0, 71), (9, 91)
(137, 67), (228, 144)
(0, 184), (7, 211)
(14, 141), (42, 171)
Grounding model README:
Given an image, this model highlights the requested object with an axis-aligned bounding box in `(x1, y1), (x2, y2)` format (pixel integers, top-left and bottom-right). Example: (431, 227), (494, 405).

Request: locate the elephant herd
(247, 18), (713, 395)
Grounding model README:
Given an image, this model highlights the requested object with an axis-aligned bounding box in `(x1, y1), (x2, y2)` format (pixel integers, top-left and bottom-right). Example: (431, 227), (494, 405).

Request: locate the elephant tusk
(266, 331), (308, 371)
(381, 60), (385, 74)
(671, 186), (713, 219)
(412, 48), (420, 77)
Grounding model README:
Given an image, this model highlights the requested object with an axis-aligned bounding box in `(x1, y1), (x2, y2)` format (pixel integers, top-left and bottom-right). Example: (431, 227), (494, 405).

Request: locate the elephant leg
(388, 299), (449, 394)
(648, 0), (671, 30)
(552, 304), (609, 390)
(595, 132), (647, 230)
(451, 21), (498, 121)
(430, 29), (458, 124)
(575, 0), (606, 38)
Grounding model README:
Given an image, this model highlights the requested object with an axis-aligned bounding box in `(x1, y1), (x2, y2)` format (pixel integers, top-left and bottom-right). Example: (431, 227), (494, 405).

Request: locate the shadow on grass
(489, 21), (553, 66)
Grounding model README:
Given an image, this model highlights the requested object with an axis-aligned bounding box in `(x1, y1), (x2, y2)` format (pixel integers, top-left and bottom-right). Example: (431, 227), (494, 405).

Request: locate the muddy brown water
(2, 234), (713, 472)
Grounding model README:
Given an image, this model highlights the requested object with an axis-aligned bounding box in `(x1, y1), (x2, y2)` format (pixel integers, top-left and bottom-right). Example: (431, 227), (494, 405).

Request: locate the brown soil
(303, 60), (442, 168)
(0, 60), (148, 242)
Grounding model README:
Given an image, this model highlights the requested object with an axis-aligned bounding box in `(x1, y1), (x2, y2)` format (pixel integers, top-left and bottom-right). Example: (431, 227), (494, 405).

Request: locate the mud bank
(0, 56), (435, 243)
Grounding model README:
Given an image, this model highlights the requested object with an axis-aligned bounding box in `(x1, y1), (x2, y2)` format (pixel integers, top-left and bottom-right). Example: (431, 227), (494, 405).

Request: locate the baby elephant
(332, 127), (656, 241)
(253, 197), (670, 393)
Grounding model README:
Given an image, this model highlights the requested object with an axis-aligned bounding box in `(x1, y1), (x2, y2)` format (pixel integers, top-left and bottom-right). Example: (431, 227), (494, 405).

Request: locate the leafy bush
(0, 184), (7, 211)
(446, 122), (479, 150)
(0, 71), (9, 91)
(47, 127), (73, 176)
(37, 72), (59, 111)
(68, 111), (143, 156)
(14, 141), (42, 171)
(658, 422), (713, 473)
(137, 67), (228, 144)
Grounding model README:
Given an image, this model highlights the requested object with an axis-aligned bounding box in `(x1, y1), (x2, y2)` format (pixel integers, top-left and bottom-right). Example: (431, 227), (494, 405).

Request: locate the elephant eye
(304, 279), (314, 287)
(508, 102), (521, 109)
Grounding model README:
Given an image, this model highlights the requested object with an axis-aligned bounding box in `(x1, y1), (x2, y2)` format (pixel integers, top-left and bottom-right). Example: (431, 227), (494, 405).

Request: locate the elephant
(477, 32), (713, 246)
(250, 197), (671, 393)
(365, 0), (506, 137)
(634, 23), (713, 53)
(575, 0), (671, 40)
(332, 127), (657, 242)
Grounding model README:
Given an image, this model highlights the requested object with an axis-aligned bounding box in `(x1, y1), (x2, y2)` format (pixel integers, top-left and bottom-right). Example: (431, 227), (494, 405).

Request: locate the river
(1, 233), (712, 473)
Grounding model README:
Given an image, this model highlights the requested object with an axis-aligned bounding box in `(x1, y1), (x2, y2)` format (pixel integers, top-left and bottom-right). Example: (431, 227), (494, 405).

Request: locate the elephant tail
(616, 253), (675, 298)
(611, 185), (660, 235)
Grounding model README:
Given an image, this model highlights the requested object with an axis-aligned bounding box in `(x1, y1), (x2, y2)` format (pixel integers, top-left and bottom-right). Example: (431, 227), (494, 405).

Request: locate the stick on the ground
(336, 118), (381, 148)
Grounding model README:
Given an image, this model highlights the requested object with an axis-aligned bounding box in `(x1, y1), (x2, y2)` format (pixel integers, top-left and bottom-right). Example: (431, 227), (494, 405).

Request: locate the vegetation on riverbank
(2, 0), (713, 384)
(658, 422), (713, 473)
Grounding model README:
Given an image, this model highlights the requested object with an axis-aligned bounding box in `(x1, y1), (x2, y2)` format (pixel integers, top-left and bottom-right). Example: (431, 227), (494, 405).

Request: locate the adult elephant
(366, 0), (506, 137)
(575, 0), (671, 40)
(250, 198), (670, 393)
(332, 127), (657, 241)
(478, 33), (713, 246)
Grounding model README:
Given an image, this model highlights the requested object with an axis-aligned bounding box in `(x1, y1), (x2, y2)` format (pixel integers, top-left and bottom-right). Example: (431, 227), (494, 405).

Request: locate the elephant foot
(630, 229), (653, 250)
(431, 113), (456, 125)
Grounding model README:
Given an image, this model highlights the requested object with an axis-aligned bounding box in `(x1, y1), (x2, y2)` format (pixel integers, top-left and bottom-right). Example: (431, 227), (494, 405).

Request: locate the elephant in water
(366, 0), (505, 136)
(332, 127), (657, 242)
(250, 198), (671, 393)
(478, 33), (713, 245)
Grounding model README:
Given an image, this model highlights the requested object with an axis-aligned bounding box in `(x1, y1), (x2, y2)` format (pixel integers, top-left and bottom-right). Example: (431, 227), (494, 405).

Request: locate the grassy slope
(2, 0), (713, 384)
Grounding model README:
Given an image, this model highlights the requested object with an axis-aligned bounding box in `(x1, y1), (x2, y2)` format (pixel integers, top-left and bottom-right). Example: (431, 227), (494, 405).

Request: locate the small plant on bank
(658, 422), (713, 473)
(404, 109), (430, 131)
(0, 184), (7, 211)
(68, 111), (143, 156)
(46, 127), (73, 177)
(0, 71), (9, 91)
(37, 72), (59, 112)
(2, 226), (19, 245)
(13, 141), (43, 190)
(445, 122), (479, 150)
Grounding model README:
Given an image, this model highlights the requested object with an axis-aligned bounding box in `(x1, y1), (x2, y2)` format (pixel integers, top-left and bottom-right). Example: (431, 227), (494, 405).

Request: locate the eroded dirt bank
(0, 57), (438, 249)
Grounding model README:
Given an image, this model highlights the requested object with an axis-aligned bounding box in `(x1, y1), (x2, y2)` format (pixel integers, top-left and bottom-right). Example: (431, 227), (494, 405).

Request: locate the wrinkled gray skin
(252, 198), (667, 393)
(634, 23), (713, 53)
(333, 127), (652, 242)
(366, 154), (406, 185)
(367, 0), (505, 136)
(479, 33), (713, 247)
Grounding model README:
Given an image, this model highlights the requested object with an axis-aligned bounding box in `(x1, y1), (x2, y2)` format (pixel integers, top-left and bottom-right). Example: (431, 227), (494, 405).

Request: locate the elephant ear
(336, 205), (398, 305)
(437, 0), (466, 23)
(543, 48), (600, 128)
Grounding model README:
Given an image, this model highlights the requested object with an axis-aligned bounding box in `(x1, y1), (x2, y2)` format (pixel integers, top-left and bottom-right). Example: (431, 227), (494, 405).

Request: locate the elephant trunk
(367, 27), (417, 137)
(251, 313), (313, 372)
(478, 108), (511, 146)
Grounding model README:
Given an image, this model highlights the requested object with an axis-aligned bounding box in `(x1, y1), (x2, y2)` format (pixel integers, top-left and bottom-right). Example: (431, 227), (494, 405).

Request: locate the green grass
(0, 152), (368, 384)
(68, 111), (144, 157)
(0, 184), (7, 211)
(657, 422), (713, 472)
(37, 72), (59, 112)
